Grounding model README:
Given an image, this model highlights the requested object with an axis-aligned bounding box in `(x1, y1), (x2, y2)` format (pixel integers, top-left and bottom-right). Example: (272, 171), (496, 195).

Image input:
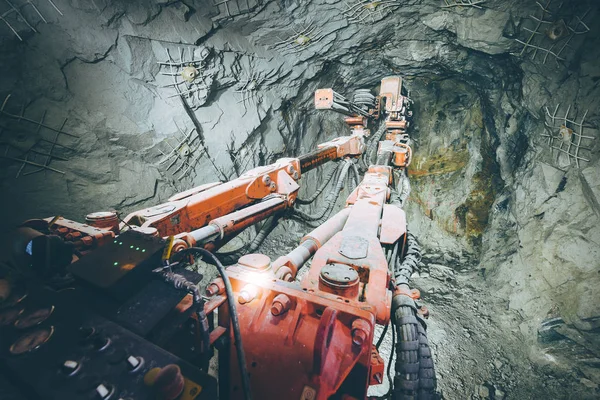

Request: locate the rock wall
(0, 0), (599, 385)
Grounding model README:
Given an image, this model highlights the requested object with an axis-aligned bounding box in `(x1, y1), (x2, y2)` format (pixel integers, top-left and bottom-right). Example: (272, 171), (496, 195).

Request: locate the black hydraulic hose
(362, 123), (385, 169)
(248, 216), (278, 253)
(349, 160), (360, 189)
(215, 251), (243, 266)
(389, 240), (399, 274)
(296, 163), (341, 205)
(290, 160), (360, 229)
(386, 321), (396, 398)
(287, 213), (321, 229)
(330, 158), (347, 190)
(361, 148), (370, 170)
(172, 247), (253, 400)
(216, 216), (280, 265)
(346, 166), (355, 193)
(292, 160), (352, 222)
(376, 322), (389, 351)
(395, 232), (420, 285)
(366, 123), (387, 166)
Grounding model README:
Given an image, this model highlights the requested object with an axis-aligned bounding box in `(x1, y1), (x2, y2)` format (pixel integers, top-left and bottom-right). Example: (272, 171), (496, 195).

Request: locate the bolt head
(352, 328), (367, 346)
(206, 284), (219, 297)
(238, 291), (251, 304)
(270, 293), (292, 316)
(351, 318), (371, 347)
(238, 284), (259, 304)
(374, 373), (383, 384)
(271, 302), (284, 316)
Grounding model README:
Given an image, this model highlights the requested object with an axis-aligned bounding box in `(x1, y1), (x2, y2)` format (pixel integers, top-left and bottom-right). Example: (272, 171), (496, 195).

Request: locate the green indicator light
(136, 247), (140, 251)
(142, 249), (146, 253)
(119, 242), (123, 245)
(113, 262), (118, 266)
(130, 245), (134, 249)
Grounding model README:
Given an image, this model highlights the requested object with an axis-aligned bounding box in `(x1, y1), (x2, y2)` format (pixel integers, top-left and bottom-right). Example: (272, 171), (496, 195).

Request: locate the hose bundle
(391, 232), (437, 400)
(348, 160), (360, 188)
(296, 162), (341, 205)
(364, 123), (388, 168)
(216, 216), (279, 265)
(353, 89), (377, 110)
(290, 159), (356, 227)
(395, 232), (420, 286)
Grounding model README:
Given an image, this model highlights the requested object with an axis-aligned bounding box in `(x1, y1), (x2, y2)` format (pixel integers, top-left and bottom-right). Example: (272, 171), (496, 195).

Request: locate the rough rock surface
(0, 0), (599, 397)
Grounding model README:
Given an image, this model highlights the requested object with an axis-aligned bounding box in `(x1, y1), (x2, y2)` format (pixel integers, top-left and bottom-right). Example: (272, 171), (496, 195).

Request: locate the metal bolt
(271, 294), (292, 316)
(352, 328), (367, 346)
(238, 284), (258, 304)
(206, 278), (224, 296)
(271, 302), (284, 316)
(206, 284), (219, 297)
(351, 319), (371, 347)
(275, 266), (293, 282)
(374, 373), (383, 384)
(238, 291), (252, 304)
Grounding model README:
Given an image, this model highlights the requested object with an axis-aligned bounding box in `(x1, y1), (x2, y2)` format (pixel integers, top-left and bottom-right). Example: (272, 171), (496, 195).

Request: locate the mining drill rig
(0, 76), (436, 400)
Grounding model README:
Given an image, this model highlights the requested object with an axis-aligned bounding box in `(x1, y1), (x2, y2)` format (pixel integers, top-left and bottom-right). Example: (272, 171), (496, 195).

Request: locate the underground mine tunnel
(0, 0), (599, 399)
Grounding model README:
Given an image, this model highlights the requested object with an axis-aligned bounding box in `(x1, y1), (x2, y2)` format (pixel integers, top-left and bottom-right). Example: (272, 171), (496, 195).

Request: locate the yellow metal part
(181, 378), (203, 399)
(162, 236), (175, 262)
(143, 367), (160, 386)
(143, 367), (202, 399)
(48, 215), (61, 228)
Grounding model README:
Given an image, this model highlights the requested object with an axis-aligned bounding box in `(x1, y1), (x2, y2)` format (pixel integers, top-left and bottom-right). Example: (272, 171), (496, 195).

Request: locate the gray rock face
(484, 161), (600, 329)
(0, 0), (599, 395)
(423, 8), (513, 54)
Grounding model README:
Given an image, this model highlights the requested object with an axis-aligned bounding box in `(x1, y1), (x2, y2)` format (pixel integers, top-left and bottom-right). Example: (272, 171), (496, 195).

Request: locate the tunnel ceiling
(0, 0), (599, 395)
